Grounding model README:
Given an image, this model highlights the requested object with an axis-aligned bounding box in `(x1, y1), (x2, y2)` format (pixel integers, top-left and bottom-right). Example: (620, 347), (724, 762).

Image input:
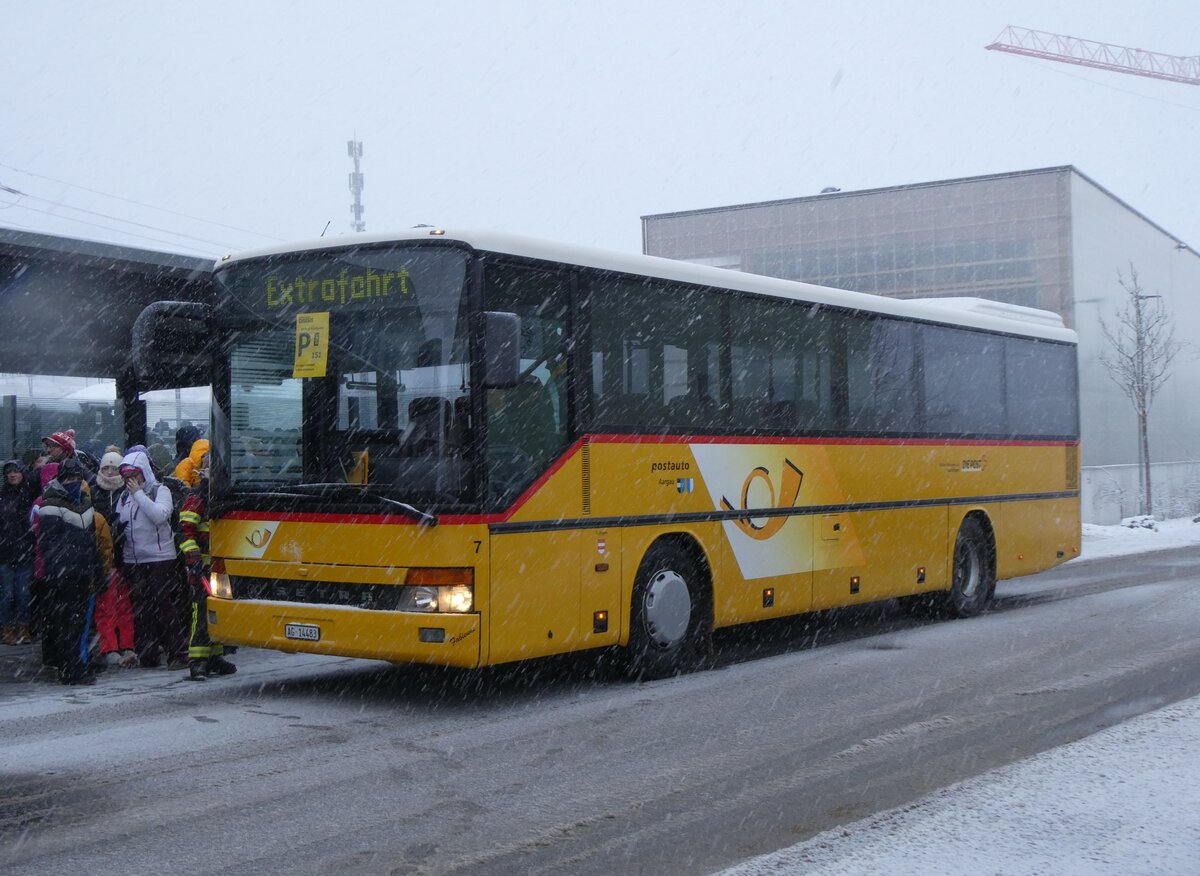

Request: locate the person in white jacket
(116, 449), (185, 669)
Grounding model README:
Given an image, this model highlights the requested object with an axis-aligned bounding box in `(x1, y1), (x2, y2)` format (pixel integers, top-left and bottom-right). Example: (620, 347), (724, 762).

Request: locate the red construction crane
(986, 25), (1200, 86)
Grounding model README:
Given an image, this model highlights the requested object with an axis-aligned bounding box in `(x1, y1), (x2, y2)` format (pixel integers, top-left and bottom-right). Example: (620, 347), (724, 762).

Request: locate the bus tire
(625, 541), (710, 680)
(947, 515), (994, 618)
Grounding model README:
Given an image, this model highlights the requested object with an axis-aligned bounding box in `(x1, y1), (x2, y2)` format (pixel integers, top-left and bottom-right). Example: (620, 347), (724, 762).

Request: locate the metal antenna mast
(348, 139), (365, 232)
(987, 26), (1200, 86)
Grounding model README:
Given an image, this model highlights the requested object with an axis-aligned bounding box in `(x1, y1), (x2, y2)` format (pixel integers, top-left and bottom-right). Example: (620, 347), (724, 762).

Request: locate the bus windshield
(213, 245), (474, 506)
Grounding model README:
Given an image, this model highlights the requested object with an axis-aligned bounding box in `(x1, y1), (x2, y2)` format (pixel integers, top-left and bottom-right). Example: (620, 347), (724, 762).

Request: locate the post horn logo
(720, 459), (804, 540)
(246, 529), (272, 549)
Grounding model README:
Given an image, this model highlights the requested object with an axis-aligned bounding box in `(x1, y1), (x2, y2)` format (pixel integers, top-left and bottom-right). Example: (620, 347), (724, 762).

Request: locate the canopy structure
(0, 226), (213, 450)
(0, 226), (212, 378)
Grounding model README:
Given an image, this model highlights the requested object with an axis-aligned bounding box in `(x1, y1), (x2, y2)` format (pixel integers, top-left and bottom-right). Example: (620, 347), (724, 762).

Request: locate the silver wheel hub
(958, 544), (981, 597)
(644, 569), (692, 648)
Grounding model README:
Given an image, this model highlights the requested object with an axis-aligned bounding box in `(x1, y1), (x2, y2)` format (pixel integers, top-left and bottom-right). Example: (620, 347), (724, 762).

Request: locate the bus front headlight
(438, 585), (474, 613)
(400, 568), (475, 613)
(207, 569), (233, 600)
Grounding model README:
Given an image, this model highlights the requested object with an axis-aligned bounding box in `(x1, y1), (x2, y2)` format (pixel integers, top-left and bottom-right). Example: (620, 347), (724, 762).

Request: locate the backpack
(151, 477), (191, 550)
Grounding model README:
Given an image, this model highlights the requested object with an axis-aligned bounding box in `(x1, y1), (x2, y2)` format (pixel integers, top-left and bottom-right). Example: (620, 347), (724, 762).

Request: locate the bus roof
(219, 228), (1077, 343)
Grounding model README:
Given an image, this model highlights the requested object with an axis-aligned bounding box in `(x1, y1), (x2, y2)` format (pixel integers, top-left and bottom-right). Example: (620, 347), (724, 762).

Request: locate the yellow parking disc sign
(293, 312), (329, 377)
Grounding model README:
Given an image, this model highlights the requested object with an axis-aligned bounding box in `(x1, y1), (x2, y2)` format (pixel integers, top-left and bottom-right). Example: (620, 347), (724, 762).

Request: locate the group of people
(0, 425), (235, 685)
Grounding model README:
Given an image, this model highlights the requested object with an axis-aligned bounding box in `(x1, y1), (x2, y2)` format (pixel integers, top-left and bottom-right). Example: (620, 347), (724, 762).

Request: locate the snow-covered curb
(1079, 515), (1200, 562)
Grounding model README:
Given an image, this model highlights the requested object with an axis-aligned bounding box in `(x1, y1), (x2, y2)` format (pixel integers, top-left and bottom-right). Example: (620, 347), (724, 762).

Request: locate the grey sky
(2, 1), (1197, 259)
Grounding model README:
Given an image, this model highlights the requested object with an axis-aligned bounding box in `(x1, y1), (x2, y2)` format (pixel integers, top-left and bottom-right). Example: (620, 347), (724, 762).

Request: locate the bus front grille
(230, 576), (403, 611)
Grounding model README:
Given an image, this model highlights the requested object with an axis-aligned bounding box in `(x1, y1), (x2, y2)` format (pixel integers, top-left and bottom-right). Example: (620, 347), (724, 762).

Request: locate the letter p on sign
(293, 312), (329, 378)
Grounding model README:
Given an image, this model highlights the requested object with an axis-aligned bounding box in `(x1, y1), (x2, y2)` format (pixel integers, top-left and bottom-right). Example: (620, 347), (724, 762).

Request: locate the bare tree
(1098, 263), (1180, 516)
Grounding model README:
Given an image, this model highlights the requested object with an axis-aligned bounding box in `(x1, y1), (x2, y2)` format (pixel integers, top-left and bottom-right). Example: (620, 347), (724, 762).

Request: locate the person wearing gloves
(36, 458), (113, 685)
(116, 449), (185, 669)
(177, 442), (235, 681)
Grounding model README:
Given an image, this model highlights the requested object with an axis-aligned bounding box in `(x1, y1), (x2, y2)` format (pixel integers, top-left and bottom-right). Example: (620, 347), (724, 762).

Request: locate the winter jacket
(178, 485), (210, 571)
(173, 439), (210, 489)
(0, 468), (36, 565)
(91, 468), (126, 558)
(115, 450), (177, 564)
(36, 479), (113, 583)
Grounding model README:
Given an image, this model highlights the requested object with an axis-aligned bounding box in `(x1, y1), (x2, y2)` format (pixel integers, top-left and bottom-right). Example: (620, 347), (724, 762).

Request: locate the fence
(1081, 461), (1200, 525)
(1, 387), (210, 464)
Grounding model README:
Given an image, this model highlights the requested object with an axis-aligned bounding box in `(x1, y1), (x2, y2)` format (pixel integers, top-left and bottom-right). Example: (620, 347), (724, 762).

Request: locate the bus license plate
(284, 623), (321, 642)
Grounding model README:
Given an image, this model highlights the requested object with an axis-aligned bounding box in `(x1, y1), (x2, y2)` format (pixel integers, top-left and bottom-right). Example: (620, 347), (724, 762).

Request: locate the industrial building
(642, 167), (1200, 523)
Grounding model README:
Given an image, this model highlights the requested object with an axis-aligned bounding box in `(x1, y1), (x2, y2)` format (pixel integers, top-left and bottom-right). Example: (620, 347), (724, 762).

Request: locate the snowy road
(3, 545), (1199, 875)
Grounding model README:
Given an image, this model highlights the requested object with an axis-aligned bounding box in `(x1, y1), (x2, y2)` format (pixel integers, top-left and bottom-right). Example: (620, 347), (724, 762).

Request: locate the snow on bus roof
(219, 228), (1075, 343)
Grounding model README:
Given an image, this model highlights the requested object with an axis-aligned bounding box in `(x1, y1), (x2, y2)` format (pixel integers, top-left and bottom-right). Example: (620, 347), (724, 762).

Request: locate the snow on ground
(1080, 515), (1200, 562)
(718, 516), (1200, 876)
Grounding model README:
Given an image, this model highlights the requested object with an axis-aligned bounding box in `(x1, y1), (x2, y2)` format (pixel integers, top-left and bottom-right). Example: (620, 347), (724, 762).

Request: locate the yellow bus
(144, 228), (1079, 678)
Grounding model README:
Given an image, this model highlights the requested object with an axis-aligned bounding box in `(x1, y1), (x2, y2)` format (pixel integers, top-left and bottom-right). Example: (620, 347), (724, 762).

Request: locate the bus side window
(487, 377), (558, 466)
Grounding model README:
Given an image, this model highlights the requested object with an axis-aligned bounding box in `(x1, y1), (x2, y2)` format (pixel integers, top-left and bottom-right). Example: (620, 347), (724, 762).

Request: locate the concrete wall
(1069, 175), (1200, 468)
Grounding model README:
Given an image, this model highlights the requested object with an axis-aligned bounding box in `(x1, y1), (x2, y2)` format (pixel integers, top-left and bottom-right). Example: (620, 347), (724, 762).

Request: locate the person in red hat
(42, 430), (96, 484)
(42, 430), (76, 463)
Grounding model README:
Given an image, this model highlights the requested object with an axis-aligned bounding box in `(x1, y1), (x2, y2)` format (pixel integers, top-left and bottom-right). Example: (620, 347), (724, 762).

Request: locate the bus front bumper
(207, 598), (482, 669)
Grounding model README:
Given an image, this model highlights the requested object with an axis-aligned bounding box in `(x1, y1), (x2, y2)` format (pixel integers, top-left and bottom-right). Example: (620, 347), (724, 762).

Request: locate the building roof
(0, 225), (212, 277)
(641, 165), (1197, 255)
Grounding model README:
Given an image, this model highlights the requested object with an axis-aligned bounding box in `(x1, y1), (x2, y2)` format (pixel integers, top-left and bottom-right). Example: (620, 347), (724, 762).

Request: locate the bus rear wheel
(625, 541), (710, 680)
(947, 516), (994, 618)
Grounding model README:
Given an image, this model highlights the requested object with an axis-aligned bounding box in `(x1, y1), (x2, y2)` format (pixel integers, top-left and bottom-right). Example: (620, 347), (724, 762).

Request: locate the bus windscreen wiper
(275, 483), (438, 527)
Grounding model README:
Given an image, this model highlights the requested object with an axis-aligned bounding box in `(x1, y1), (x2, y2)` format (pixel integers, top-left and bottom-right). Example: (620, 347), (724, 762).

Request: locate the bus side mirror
(131, 301), (213, 390)
(478, 311), (521, 388)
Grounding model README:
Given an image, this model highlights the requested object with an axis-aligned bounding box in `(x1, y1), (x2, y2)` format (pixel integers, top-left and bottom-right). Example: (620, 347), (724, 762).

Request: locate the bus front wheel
(947, 516), (994, 618)
(625, 541), (710, 680)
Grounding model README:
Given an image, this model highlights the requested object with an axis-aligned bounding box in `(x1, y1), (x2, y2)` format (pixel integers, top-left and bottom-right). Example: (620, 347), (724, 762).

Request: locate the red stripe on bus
(584, 434), (1077, 448)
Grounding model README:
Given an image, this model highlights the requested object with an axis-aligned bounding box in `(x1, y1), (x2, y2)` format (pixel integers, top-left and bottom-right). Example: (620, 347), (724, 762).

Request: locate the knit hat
(3, 460), (21, 475)
(100, 451), (124, 472)
(43, 429), (77, 454)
